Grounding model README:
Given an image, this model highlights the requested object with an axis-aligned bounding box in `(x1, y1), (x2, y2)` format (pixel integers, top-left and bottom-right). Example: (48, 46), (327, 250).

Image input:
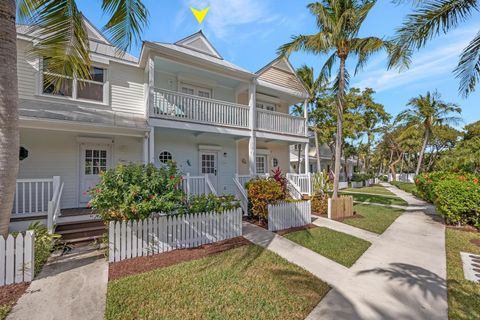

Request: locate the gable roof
(256, 57), (309, 96)
(174, 31), (223, 59)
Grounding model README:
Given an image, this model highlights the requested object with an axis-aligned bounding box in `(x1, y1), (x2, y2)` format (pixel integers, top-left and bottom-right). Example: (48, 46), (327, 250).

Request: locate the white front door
(200, 152), (218, 191)
(79, 144), (111, 206)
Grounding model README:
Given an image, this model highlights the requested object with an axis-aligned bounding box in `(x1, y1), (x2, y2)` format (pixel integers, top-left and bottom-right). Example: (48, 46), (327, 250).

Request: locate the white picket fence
(0, 231), (35, 285)
(109, 208), (242, 262)
(268, 201), (311, 232)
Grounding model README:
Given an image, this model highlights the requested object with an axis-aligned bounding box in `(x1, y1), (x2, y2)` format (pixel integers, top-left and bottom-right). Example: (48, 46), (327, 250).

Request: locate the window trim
(39, 58), (109, 105)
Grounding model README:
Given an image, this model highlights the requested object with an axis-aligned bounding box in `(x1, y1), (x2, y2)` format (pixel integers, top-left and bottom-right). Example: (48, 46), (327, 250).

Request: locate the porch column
(143, 131), (149, 164)
(248, 80), (257, 175)
(304, 98), (309, 136)
(304, 142), (310, 174)
(149, 127), (155, 164)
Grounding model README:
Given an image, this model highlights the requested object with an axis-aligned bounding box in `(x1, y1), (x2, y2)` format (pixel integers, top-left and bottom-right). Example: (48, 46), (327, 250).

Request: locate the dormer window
(42, 58), (107, 103)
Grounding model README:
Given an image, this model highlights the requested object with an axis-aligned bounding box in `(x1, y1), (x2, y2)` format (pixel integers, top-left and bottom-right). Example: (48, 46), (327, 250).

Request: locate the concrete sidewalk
(244, 182), (448, 320)
(8, 246), (108, 320)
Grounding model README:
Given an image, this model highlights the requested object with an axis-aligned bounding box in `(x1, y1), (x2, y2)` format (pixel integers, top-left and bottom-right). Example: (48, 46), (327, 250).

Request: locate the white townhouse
(12, 20), (311, 235)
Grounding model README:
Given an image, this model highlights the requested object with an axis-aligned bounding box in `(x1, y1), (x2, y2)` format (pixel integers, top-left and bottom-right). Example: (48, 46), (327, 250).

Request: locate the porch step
(56, 220), (107, 245)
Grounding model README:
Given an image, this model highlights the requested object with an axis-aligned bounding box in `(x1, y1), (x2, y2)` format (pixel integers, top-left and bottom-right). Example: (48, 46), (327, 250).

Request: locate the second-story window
(42, 58), (106, 103)
(180, 84), (212, 99)
(257, 101), (277, 112)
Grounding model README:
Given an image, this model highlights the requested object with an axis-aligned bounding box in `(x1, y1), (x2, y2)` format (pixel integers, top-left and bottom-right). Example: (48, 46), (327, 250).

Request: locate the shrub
(88, 163), (185, 221)
(27, 222), (61, 276)
(184, 194), (240, 214)
(312, 171), (331, 196)
(312, 194), (328, 215)
(434, 178), (480, 227)
(351, 173), (372, 182)
(246, 178), (285, 219)
(378, 175), (388, 182)
(271, 167), (288, 197)
(415, 171), (478, 203)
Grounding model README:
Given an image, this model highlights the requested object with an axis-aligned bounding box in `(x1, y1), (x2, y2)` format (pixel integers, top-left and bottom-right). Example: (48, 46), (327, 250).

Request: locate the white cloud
(353, 25), (480, 92)
(177, 0), (280, 40)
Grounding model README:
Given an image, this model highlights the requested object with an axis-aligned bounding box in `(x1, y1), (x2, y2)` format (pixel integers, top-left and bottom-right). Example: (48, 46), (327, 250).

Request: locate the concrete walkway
(244, 182), (448, 320)
(8, 246), (108, 320)
(312, 215), (379, 243)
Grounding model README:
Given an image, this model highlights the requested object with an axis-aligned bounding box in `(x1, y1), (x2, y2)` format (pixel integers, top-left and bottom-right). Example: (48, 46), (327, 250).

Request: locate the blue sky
(78, 0), (480, 127)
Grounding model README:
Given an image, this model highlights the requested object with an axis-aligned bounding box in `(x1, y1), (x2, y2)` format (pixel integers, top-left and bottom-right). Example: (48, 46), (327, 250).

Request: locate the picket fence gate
(109, 208), (242, 262)
(0, 231), (35, 286)
(268, 201), (311, 232)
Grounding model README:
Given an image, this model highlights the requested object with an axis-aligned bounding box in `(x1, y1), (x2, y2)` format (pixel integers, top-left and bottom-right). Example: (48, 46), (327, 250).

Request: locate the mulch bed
(447, 225), (480, 233)
(470, 238), (480, 247)
(0, 282), (29, 308)
(243, 216), (268, 229)
(275, 224), (318, 236)
(109, 237), (250, 281)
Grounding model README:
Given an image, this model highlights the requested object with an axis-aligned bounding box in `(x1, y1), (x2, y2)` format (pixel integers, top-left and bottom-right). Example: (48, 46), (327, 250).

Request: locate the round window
(273, 158), (279, 167)
(159, 151), (173, 164)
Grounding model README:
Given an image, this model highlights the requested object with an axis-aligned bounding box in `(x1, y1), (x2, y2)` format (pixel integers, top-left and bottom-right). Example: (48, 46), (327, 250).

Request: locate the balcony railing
(152, 88), (250, 128)
(256, 109), (306, 136)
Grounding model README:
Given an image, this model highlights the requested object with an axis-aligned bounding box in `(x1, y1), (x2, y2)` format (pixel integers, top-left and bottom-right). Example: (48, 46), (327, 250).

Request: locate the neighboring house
(289, 133), (358, 181)
(12, 20), (310, 232)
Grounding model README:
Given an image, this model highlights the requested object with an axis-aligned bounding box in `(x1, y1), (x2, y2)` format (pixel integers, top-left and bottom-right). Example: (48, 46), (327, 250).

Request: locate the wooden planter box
(328, 196), (354, 220)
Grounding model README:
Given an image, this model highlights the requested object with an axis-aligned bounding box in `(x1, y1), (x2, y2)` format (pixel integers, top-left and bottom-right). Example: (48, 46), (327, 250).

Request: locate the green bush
(351, 173), (373, 182)
(27, 222), (61, 276)
(246, 178), (285, 219)
(312, 194), (328, 215)
(415, 171), (478, 203)
(434, 178), (480, 227)
(184, 194), (240, 214)
(88, 163), (185, 221)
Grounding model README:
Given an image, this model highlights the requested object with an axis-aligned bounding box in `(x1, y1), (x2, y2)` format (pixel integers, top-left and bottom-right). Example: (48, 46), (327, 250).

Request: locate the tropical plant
(279, 0), (406, 198)
(245, 178), (285, 220)
(271, 167), (288, 197)
(396, 91), (461, 175)
(185, 194), (240, 215)
(0, 0), (148, 236)
(393, 0), (480, 96)
(27, 222), (61, 275)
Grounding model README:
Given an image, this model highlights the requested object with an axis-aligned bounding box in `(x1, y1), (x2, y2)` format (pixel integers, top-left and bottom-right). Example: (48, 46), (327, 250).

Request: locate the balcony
(151, 88), (250, 129)
(150, 87), (307, 137)
(256, 109), (306, 136)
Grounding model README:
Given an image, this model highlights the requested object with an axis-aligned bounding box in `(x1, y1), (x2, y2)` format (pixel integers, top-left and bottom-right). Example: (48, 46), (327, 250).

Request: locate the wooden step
(56, 220), (107, 245)
(56, 220), (105, 232)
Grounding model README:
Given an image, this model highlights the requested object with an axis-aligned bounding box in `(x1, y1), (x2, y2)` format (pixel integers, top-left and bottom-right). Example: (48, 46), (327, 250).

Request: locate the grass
(391, 181), (417, 195)
(283, 227), (371, 267)
(342, 204), (404, 234)
(342, 193), (408, 206)
(445, 228), (480, 319)
(106, 244), (329, 320)
(0, 305), (11, 320)
(343, 185), (395, 196)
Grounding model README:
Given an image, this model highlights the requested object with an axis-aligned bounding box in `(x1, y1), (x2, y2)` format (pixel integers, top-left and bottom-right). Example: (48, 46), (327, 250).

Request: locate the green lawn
(343, 204), (404, 234)
(343, 185), (395, 196)
(106, 244), (329, 320)
(391, 181), (417, 195)
(0, 305), (10, 320)
(446, 228), (480, 320)
(283, 227), (371, 267)
(343, 193), (408, 206)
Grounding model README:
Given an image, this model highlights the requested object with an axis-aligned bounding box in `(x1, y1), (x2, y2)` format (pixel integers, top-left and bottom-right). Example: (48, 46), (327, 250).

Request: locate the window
(256, 101), (277, 112)
(84, 149), (107, 175)
(42, 58), (106, 103)
(272, 158), (279, 167)
(159, 151), (173, 164)
(181, 84), (212, 98)
(201, 153), (216, 174)
(256, 156), (267, 174)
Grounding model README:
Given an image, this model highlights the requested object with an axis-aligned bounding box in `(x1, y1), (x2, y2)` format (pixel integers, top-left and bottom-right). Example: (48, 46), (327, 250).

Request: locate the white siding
(237, 140), (290, 175)
(109, 62), (145, 115)
(19, 128), (143, 209)
(154, 130), (237, 195)
(17, 40), (38, 100)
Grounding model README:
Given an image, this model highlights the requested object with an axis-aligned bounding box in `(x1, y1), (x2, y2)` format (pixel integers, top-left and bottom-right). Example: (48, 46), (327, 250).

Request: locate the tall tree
(290, 104), (305, 173)
(0, 0), (148, 235)
(396, 91), (462, 175)
(279, 0), (405, 198)
(296, 65), (326, 172)
(393, 0), (480, 96)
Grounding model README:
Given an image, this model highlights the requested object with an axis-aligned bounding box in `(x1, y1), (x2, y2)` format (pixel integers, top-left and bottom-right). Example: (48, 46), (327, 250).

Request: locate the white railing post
(186, 173), (190, 198)
(204, 174), (208, 194)
(52, 176), (60, 195)
(47, 201), (54, 233)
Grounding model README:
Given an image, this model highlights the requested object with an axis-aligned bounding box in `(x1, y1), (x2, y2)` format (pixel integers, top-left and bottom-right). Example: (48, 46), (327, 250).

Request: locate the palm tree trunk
(332, 56), (346, 199)
(314, 130), (321, 172)
(416, 129), (430, 175)
(0, 0), (19, 236)
(297, 144), (302, 174)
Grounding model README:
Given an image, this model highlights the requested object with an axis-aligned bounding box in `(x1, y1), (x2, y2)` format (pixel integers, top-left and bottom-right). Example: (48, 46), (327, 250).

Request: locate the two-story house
(12, 20), (311, 237)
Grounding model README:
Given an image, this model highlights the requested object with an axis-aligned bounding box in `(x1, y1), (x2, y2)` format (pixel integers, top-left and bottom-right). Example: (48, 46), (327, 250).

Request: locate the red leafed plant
(271, 167), (287, 197)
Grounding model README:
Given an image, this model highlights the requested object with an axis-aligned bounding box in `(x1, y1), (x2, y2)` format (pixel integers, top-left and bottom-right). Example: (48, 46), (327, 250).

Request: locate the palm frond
(277, 33), (332, 57)
(319, 53), (338, 81)
(454, 30), (480, 96)
(332, 67), (350, 95)
(101, 0), (148, 52)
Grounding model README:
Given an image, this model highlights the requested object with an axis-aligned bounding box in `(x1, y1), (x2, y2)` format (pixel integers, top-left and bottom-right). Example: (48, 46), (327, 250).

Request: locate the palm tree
(279, 0), (405, 198)
(396, 91), (462, 175)
(296, 65), (326, 172)
(0, 0), (148, 236)
(290, 104), (305, 173)
(393, 0), (480, 96)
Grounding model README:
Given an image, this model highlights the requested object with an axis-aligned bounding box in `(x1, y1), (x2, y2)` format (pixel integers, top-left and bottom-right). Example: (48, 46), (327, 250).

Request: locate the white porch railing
(286, 173), (312, 197)
(13, 178), (55, 215)
(47, 178), (64, 233)
(152, 88), (250, 128)
(233, 175), (250, 214)
(182, 174), (217, 197)
(256, 109), (306, 136)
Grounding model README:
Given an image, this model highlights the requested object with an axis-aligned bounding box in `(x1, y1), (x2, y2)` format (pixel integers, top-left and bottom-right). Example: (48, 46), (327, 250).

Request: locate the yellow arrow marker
(190, 7), (210, 24)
